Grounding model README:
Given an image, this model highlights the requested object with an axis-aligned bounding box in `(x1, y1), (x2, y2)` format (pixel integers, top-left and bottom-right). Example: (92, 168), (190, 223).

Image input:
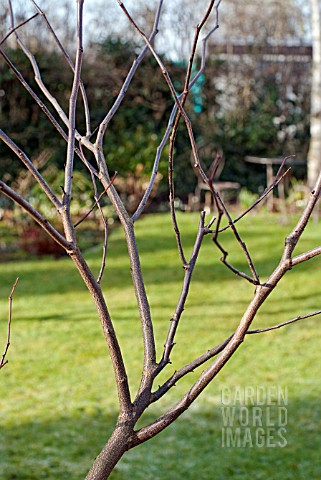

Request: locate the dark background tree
(0, 0), (312, 202)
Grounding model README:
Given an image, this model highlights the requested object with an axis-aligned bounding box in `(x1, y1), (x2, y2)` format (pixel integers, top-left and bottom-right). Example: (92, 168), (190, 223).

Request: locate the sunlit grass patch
(1, 212), (321, 479)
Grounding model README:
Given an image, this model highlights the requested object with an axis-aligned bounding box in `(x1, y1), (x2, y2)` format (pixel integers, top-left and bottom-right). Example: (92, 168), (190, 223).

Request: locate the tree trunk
(85, 424), (131, 480)
(308, 0), (321, 187)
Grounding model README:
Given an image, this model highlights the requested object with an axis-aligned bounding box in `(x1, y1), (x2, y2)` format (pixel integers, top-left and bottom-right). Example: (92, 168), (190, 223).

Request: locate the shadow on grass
(1, 396), (321, 480)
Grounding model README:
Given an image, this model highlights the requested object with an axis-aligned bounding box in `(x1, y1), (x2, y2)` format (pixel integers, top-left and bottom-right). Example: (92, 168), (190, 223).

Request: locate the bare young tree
(1, 1), (321, 479)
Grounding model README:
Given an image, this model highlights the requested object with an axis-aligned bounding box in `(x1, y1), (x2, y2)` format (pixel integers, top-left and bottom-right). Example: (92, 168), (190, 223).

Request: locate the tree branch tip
(9, 278), (19, 298)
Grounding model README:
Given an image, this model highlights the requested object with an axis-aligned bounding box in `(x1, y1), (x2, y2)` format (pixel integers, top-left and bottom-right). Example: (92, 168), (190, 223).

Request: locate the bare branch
(153, 308), (321, 403)
(0, 181), (73, 252)
(30, 0), (92, 136)
(69, 250), (132, 414)
(167, 1), (218, 265)
(247, 310), (321, 334)
(218, 158), (292, 233)
(0, 12), (38, 46)
(152, 335), (233, 404)
(94, 148), (157, 398)
(96, 213), (109, 285)
(120, 0), (219, 271)
(63, 0), (84, 204)
(291, 246), (321, 266)
(95, 0), (164, 147)
(120, 1), (260, 286)
(134, 237), (295, 443)
(168, 189), (188, 266)
(201, 158), (292, 285)
(117, 0), (201, 179)
(0, 129), (62, 210)
(282, 175), (321, 263)
(133, 2), (222, 221)
(212, 190), (260, 285)
(132, 132), (169, 221)
(217, 250), (259, 284)
(0, 47), (66, 136)
(7, 1), (71, 135)
(157, 212), (207, 371)
(76, 142), (109, 284)
(74, 173), (117, 228)
(0, 47), (96, 173)
(0, 278), (19, 370)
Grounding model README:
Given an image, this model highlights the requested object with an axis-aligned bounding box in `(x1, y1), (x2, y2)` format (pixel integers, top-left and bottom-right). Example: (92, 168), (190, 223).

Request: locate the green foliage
(0, 48), (71, 175)
(196, 59), (310, 193)
(28, 168), (95, 219)
(84, 38), (175, 177)
(0, 40), (311, 199)
(239, 188), (259, 210)
(1, 212), (321, 479)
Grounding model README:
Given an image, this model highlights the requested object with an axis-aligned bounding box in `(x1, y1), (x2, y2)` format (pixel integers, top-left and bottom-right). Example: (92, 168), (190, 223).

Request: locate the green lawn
(1, 211), (321, 479)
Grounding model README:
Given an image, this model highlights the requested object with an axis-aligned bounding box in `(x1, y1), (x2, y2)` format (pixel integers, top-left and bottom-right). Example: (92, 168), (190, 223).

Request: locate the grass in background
(0, 211), (321, 479)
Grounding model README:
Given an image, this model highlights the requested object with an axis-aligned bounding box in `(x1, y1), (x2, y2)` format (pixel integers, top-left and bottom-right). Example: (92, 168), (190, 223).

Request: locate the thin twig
(63, 0), (84, 204)
(209, 152), (222, 182)
(61, 0), (85, 246)
(0, 47), (68, 137)
(167, 0), (218, 266)
(157, 212), (207, 372)
(219, 159), (292, 233)
(152, 335), (233, 403)
(0, 129), (62, 210)
(0, 181), (73, 252)
(133, 3), (221, 221)
(152, 308), (321, 403)
(1, 6), (96, 167)
(0, 12), (39, 46)
(117, 0), (201, 182)
(209, 158), (292, 283)
(4, 1), (99, 169)
(247, 310), (321, 334)
(74, 173), (117, 228)
(212, 189), (260, 285)
(77, 142), (110, 283)
(292, 245), (321, 266)
(30, 0), (91, 136)
(96, 0), (164, 146)
(282, 170), (321, 263)
(0, 278), (19, 370)
(97, 213), (109, 284)
(7, 0), (71, 135)
(0, 47), (96, 173)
